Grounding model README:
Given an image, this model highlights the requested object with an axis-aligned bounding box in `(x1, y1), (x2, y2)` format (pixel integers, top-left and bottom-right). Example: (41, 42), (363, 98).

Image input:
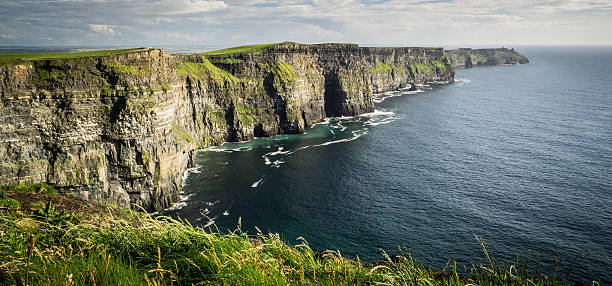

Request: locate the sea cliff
(0, 43), (525, 211)
(0, 43), (454, 211)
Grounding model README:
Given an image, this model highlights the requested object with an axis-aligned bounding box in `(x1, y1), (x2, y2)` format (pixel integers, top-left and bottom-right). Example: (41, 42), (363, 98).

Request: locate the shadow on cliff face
(262, 70), (300, 134)
(107, 96), (127, 124)
(323, 72), (345, 117)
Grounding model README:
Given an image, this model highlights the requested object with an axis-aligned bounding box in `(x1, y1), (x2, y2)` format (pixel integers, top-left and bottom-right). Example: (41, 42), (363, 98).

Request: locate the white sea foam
(256, 110), (398, 167)
(180, 193), (194, 201)
(251, 177), (264, 188)
(373, 85), (431, 103)
(367, 118), (397, 126)
(455, 78), (471, 87)
(272, 160), (285, 167)
(165, 201), (187, 212)
(362, 109), (405, 127)
(205, 146), (253, 153)
(312, 118), (331, 126)
(182, 166), (202, 187)
(431, 80), (451, 84)
(374, 93), (403, 103)
(402, 90), (424, 94)
(311, 132), (366, 147)
(267, 146), (289, 156)
(203, 216), (218, 228)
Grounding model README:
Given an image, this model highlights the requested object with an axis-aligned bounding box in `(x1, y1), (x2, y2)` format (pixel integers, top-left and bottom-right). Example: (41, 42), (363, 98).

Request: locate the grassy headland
(0, 184), (589, 285)
(0, 48), (143, 65)
(202, 44), (276, 57)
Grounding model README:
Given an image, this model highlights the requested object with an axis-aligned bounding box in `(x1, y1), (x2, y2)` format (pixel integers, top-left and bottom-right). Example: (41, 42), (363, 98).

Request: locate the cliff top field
(201, 43), (277, 56)
(0, 48), (144, 65)
(0, 185), (580, 285)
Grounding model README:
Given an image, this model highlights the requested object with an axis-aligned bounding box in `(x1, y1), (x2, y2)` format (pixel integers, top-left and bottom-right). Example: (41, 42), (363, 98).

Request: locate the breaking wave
(455, 78), (471, 87)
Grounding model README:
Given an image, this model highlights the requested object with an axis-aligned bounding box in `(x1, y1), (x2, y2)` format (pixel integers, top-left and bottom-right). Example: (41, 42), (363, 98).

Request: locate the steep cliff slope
(0, 43), (454, 211)
(446, 48), (529, 68)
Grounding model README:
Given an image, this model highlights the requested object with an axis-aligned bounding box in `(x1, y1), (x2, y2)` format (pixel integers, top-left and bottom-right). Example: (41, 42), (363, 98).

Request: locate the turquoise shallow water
(167, 47), (612, 283)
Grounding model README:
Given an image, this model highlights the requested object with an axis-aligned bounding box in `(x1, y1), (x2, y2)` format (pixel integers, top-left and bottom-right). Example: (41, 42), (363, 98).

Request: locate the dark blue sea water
(180, 47), (606, 283)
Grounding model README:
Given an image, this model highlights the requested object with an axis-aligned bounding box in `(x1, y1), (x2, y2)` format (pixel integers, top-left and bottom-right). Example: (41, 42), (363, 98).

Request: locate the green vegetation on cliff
(107, 61), (151, 76)
(172, 123), (194, 143)
(177, 60), (240, 83)
(202, 44), (275, 56)
(266, 61), (297, 83)
(0, 48), (143, 66)
(234, 103), (257, 126)
(410, 60), (452, 74)
(0, 189), (583, 285)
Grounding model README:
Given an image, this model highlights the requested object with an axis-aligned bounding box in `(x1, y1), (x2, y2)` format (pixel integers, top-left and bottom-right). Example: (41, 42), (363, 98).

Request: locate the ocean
(166, 46), (612, 283)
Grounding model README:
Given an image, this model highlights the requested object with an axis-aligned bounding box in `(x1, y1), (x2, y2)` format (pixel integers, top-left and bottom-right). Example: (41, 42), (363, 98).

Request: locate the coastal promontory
(0, 42), (526, 211)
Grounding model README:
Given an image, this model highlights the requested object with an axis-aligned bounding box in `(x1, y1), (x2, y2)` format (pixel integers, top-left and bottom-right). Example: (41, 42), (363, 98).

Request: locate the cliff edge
(0, 42), (455, 211)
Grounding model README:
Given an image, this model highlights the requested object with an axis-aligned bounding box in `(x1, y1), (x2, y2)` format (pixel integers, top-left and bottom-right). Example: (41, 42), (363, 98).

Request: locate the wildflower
(66, 273), (73, 283)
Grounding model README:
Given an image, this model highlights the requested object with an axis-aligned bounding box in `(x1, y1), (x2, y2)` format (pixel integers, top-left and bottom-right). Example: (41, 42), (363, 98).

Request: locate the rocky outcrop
(0, 42), (454, 211)
(446, 48), (529, 68)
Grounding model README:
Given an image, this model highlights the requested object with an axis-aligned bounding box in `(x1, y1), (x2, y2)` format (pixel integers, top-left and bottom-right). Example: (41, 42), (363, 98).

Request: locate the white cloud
(1, 0), (611, 46)
(166, 33), (194, 41)
(137, 0), (228, 15)
(89, 24), (119, 36)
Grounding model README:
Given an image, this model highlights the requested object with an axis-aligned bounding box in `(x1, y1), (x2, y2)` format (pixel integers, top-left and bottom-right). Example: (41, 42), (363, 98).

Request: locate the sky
(1, 0), (611, 49)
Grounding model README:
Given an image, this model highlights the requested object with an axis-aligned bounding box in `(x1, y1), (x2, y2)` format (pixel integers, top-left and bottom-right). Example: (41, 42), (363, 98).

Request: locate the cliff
(0, 42), (454, 211)
(446, 48), (529, 68)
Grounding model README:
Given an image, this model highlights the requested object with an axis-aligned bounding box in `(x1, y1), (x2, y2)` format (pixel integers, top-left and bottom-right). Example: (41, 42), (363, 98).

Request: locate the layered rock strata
(0, 42), (457, 211)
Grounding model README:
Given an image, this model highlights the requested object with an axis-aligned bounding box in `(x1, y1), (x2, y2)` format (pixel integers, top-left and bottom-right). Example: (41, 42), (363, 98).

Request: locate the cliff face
(446, 48), (529, 68)
(0, 43), (454, 211)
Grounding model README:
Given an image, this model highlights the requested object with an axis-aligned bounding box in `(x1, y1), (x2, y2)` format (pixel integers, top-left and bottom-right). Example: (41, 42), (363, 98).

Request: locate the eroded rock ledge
(0, 42), (525, 211)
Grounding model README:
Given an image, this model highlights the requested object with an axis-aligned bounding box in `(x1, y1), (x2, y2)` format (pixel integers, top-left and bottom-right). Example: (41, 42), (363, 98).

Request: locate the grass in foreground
(0, 188), (594, 285)
(0, 48), (143, 65)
